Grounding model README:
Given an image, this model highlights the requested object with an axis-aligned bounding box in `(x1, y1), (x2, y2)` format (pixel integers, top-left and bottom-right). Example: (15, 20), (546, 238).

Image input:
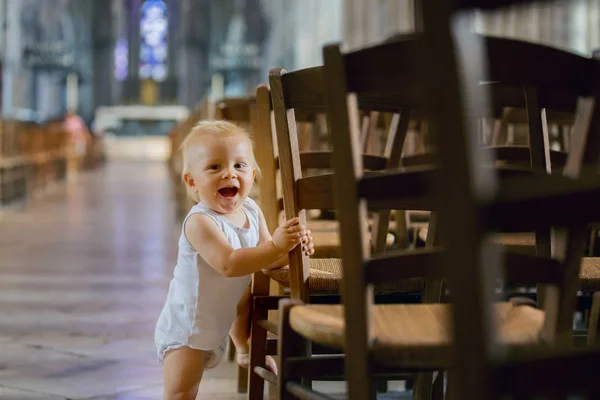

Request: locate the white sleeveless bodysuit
(154, 197), (259, 367)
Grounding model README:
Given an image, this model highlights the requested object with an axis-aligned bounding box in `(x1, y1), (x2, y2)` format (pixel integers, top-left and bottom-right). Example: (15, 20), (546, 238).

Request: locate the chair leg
(248, 297), (270, 400)
(445, 371), (456, 400)
(228, 336), (236, 361)
(237, 365), (248, 393)
(278, 299), (305, 400)
(589, 228), (598, 256)
(413, 372), (433, 400)
(431, 371), (444, 400)
(587, 292), (600, 346)
(375, 380), (388, 393)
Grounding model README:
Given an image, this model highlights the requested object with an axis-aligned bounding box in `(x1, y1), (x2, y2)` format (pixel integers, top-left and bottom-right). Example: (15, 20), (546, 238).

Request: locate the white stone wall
(343, 0), (415, 50)
(259, 0), (343, 75)
(259, 0), (414, 77)
(474, 0), (600, 56)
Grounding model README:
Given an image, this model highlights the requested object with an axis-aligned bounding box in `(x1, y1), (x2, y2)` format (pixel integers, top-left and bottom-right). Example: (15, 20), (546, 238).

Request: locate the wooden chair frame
(275, 31), (600, 400)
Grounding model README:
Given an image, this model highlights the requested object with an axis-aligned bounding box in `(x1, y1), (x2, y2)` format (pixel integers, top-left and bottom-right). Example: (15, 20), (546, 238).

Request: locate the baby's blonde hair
(180, 120), (261, 202)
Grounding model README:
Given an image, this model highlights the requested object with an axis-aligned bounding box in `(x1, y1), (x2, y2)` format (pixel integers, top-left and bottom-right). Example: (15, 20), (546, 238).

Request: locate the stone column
(1, 0), (22, 117)
(110, 0), (125, 104)
(35, 0), (71, 119)
(166, 0), (177, 81)
(66, 0), (94, 120)
(92, 0), (116, 107)
(127, 0), (141, 79)
(176, 0), (209, 108)
(156, 0), (178, 103)
(121, 0), (141, 102)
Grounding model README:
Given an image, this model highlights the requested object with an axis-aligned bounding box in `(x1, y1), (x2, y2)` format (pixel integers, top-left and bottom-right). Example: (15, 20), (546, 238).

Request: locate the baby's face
(186, 134), (256, 214)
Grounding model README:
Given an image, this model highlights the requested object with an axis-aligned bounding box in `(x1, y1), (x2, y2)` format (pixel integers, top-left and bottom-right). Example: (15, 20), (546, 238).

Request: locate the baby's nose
(222, 168), (237, 178)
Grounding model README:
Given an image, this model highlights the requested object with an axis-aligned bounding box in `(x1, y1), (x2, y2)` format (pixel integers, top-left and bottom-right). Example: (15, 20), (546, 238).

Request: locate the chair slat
(275, 151), (388, 171)
(270, 68), (312, 302)
(218, 100), (252, 122)
(358, 166), (532, 211)
(365, 247), (445, 282)
(344, 35), (425, 96)
(281, 67), (326, 110)
(365, 246), (562, 285)
(342, 35), (597, 100)
(296, 174), (336, 210)
(485, 38), (595, 95)
(485, 174), (600, 230)
(400, 148), (568, 168)
(253, 85), (279, 233)
(491, 347), (600, 398)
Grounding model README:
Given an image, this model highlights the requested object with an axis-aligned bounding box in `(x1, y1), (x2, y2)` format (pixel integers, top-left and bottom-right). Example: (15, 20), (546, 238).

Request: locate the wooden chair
(418, 3), (600, 398)
(408, 101), (600, 349)
(215, 94), (344, 393)
(247, 76), (427, 398)
(273, 32), (600, 399)
(385, 33), (600, 344)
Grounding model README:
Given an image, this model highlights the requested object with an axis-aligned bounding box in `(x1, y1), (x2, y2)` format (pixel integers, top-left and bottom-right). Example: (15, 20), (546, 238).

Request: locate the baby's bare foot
(236, 353), (278, 375)
(265, 355), (278, 375)
(236, 352), (250, 369)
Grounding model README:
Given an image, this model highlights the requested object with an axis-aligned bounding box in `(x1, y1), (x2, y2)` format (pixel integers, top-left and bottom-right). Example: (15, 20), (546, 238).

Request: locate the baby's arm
(256, 207), (315, 269)
(184, 213), (306, 277)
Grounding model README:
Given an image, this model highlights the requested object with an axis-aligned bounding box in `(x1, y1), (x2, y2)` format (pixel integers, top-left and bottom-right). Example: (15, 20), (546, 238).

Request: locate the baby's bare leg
(229, 286), (252, 355)
(163, 346), (205, 400)
(230, 286), (278, 374)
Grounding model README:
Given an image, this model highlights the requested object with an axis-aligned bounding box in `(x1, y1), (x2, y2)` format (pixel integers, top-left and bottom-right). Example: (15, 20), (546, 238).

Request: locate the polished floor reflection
(0, 162), (414, 400)
(0, 162), (248, 399)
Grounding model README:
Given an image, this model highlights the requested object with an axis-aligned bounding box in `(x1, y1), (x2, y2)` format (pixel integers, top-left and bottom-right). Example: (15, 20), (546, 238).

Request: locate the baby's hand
(272, 217), (306, 253)
(301, 229), (315, 257)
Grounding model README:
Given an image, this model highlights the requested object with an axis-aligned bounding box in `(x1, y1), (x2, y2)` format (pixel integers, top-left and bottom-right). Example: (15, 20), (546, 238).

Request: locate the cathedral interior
(2, 1), (600, 399)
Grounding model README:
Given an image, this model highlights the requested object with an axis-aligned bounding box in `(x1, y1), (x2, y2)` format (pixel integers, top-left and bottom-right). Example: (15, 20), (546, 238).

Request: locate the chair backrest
(253, 85), (280, 234)
(267, 65), (412, 302)
(490, 107), (575, 150)
(323, 26), (600, 399)
(252, 85), (324, 234)
(215, 97), (253, 124)
(253, 82), (403, 231)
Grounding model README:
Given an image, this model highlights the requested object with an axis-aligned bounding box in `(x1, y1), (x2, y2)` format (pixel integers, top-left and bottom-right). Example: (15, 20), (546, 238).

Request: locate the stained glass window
(139, 0), (168, 82)
(114, 36), (128, 81)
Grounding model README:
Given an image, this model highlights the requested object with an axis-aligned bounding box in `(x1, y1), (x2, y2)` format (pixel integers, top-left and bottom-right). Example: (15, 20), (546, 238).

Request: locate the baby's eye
(208, 164), (220, 170)
(235, 163), (246, 169)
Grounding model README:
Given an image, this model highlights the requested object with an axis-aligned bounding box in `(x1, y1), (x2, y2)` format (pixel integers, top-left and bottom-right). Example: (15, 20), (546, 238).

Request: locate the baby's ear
(252, 168), (257, 181)
(183, 172), (195, 188)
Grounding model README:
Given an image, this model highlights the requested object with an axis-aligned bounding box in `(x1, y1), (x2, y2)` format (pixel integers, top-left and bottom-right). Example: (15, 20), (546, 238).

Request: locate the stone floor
(0, 162), (256, 400)
(0, 161), (413, 400)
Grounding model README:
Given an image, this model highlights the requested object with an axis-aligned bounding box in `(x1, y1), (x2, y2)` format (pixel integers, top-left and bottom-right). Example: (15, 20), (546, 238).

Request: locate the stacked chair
(248, 82), (420, 398)
(257, 1), (600, 399)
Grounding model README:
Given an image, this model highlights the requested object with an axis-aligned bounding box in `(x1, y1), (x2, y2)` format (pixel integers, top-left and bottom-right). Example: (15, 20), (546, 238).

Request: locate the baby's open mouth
(218, 187), (239, 198)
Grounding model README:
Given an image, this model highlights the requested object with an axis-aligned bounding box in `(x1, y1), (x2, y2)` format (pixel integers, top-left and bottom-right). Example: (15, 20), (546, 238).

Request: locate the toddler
(155, 120), (315, 399)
